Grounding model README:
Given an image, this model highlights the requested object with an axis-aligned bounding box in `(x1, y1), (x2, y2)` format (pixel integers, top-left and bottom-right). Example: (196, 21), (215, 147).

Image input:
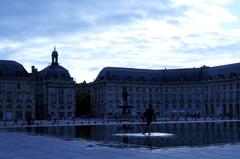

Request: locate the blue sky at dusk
(0, 0), (240, 82)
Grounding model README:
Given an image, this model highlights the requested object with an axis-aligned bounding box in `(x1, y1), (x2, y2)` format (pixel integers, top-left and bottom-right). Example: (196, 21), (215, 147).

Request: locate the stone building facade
(0, 48), (75, 120)
(91, 64), (240, 118)
(34, 48), (76, 119)
(0, 60), (35, 120)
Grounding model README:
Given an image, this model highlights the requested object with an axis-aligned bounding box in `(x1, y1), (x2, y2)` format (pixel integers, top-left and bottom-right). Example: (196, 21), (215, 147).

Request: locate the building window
(129, 86), (133, 92)
(173, 105), (176, 109)
(6, 92), (12, 101)
(0, 112), (3, 120)
(211, 86), (214, 91)
(165, 95), (169, 100)
(0, 91), (3, 101)
(180, 104), (184, 108)
(17, 83), (21, 90)
(50, 94), (57, 104)
(223, 85), (226, 90)
(66, 94), (73, 104)
(136, 87), (139, 92)
(165, 88), (168, 92)
(58, 89), (65, 105)
(16, 111), (22, 119)
(237, 83), (240, 89)
(223, 92), (226, 99)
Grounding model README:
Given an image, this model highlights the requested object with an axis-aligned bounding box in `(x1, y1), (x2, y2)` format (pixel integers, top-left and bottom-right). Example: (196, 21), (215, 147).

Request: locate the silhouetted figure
(26, 114), (32, 125)
(122, 87), (128, 102)
(122, 87), (129, 109)
(14, 118), (18, 125)
(143, 104), (156, 136)
(26, 126), (32, 133)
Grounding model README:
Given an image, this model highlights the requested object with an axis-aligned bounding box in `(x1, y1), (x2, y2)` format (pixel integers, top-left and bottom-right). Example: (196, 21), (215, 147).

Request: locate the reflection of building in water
(91, 65), (240, 118)
(0, 48), (75, 120)
(26, 126), (76, 138)
(89, 124), (139, 142)
(90, 125), (116, 141)
(90, 122), (240, 148)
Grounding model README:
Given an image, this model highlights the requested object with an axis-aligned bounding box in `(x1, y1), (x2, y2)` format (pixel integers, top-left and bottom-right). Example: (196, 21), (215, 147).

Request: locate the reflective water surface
(9, 121), (240, 149)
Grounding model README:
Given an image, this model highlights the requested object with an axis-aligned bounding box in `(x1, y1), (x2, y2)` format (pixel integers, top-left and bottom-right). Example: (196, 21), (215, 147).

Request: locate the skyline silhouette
(0, 0), (240, 82)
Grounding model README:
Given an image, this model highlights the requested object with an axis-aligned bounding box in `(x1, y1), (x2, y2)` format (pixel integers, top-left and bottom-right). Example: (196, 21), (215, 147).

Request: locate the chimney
(31, 66), (38, 78)
(31, 66), (35, 73)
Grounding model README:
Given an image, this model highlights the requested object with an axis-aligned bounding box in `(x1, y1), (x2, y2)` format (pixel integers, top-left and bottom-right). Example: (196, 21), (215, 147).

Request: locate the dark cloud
(0, 1), (93, 40)
(0, 1), (94, 40)
(97, 12), (143, 26)
(0, 0), (190, 41)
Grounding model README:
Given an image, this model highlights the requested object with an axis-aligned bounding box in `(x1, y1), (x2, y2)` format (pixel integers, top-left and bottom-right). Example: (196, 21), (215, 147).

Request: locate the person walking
(143, 104), (156, 136)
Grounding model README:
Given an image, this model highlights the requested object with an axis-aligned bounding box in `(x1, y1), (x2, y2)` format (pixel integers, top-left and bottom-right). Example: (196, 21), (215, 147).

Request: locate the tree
(75, 92), (91, 117)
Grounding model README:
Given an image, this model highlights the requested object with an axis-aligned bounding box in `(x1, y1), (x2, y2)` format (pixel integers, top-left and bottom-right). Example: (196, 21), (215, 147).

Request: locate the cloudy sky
(0, 0), (240, 82)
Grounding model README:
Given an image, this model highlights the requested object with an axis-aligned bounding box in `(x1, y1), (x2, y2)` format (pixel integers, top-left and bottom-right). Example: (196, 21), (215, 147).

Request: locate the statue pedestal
(117, 105), (133, 114)
(117, 105), (134, 119)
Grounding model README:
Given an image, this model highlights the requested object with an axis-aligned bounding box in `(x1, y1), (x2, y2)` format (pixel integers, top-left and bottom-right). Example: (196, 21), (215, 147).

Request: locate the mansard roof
(0, 60), (28, 77)
(95, 63), (240, 82)
(206, 63), (240, 79)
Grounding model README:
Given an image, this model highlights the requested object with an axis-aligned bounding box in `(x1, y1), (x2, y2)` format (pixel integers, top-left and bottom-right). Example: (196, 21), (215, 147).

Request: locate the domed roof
(39, 65), (73, 82)
(38, 47), (73, 82)
(0, 60), (28, 77)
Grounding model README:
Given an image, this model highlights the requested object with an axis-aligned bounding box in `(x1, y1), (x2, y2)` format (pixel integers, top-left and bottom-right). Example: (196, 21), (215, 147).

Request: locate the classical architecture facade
(2, 47), (240, 120)
(0, 61), (35, 120)
(91, 64), (240, 118)
(0, 48), (75, 120)
(34, 48), (76, 119)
